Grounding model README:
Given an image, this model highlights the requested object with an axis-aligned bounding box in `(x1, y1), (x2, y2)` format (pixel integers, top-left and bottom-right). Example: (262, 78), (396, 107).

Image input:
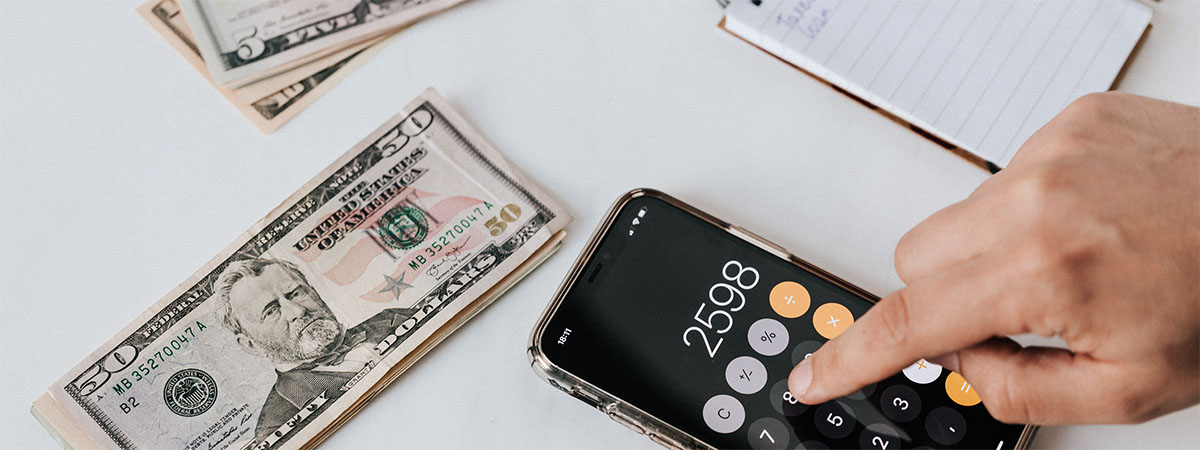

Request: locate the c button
(703, 394), (745, 434)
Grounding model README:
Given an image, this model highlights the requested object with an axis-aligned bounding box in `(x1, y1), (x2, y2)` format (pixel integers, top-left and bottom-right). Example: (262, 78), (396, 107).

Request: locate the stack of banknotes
(32, 88), (570, 449)
(137, 0), (467, 133)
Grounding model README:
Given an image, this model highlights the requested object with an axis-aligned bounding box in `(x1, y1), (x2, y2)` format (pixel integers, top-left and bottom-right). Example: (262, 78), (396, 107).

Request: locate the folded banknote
(32, 88), (569, 450)
(178, 0), (467, 88)
(137, 0), (394, 133)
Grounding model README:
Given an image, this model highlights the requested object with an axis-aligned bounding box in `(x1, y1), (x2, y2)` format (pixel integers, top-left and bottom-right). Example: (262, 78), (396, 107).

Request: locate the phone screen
(540, 196), (1027, 449)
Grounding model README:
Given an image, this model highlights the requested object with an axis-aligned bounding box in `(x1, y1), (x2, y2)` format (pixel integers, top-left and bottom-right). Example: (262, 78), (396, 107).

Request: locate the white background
(1, 0), (1197, 449)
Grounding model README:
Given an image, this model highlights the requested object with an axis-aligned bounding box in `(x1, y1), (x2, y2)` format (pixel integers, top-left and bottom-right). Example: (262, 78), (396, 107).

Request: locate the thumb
(946, 338), (1122, 425)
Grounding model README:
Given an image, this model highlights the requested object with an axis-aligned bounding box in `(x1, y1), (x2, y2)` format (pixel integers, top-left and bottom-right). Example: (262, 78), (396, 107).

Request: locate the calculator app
(542, 196), (1028, 449)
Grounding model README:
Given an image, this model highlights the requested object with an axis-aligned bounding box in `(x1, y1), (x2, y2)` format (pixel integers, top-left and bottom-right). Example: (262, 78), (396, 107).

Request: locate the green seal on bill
(377, 205), (429, 250)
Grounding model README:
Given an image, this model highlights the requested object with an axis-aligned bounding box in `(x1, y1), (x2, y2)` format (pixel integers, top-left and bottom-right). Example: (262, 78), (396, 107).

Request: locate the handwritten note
(725, 0), (1151, 167)
(773, 0), (832, 40)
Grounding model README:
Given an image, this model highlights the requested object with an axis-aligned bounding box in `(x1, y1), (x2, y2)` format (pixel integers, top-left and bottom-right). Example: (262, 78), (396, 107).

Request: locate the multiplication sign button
(748, 318), (789, 356)
(725, 356), (768, 394)
(703, 394), (745, 434)
(813, 303), (853, 339)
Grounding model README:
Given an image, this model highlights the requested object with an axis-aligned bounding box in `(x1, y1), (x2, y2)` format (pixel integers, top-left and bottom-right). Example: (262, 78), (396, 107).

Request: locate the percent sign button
(748, 318), (789, 356)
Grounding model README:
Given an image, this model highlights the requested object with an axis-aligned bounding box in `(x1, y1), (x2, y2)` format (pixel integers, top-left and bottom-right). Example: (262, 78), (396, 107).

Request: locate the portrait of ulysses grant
(213, 258), (418, 443)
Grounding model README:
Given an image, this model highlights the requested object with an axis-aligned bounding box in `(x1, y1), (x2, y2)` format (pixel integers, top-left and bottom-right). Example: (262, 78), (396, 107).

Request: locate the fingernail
(789, 359), (813, 400)
(929, 353), (960, 372)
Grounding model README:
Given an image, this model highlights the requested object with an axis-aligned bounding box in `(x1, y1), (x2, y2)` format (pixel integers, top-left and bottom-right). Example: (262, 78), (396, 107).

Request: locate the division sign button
(770, 281), (811, 318)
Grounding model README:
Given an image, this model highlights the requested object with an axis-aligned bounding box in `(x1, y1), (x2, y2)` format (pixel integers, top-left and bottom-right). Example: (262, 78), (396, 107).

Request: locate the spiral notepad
(723, 0), (1152, 170)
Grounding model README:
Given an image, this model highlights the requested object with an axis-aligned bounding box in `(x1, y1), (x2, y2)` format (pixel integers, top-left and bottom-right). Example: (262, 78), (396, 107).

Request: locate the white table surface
(2, 1), (1197, 449)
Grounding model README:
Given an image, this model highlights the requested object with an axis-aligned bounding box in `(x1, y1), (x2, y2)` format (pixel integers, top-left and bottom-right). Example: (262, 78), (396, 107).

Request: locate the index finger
(788, 255), (1025, 404)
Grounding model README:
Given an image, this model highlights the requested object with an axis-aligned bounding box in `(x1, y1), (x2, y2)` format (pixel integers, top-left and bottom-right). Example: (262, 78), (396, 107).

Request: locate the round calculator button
(902, 359), (942, 385)
(790, 340), (823, 366)
(703, 394), (745, 434)
(859, 423), (902, 450)
(846, 382), (876, 400)
(748, 417), (790, 450)
(769, 379), (808, 416)
(812, 303), (854, 339)
(879, 384), (922, 423)
(945, 371), (982, 406)
(813, 401), (856, 440)
(797, 440), (830, 450)
(748, 318), (790, 356)
(726, 356), (768, 394)
(924, 407), (967, 445)
(770, 281), (811, 318)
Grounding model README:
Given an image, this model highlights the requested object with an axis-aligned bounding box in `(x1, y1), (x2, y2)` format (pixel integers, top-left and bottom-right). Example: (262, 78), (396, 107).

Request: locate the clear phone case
(528, 188), (1036, 450)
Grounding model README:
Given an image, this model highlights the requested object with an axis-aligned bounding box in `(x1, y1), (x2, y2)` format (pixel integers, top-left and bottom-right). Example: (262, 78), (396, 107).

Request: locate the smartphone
(529, 189), (1036, 449)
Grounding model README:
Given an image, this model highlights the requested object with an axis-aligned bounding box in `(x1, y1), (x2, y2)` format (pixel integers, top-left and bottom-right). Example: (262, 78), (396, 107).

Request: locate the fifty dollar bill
(32, 88), (570, 449)
(179, 0), (467, 88)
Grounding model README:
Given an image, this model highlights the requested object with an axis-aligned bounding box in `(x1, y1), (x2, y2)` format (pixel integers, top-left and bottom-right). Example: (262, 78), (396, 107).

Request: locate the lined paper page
(725, 0), (1151, 167)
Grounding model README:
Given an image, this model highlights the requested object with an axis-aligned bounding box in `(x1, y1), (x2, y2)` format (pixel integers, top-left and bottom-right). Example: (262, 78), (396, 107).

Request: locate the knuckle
(873, 290), (914, 349)
(1032, 252), (1087, 302)
(1014, 228), (1061, 273)
(1014, 245), (1091, 335)
(1014, 164), (1069, 207)
(984, 374), (1035, 423)
(894, 230), (919, 281)
(1113, 387), (1154, 423)
(1048, 125), (1095, 153)
(1017, 226), (1100, 298)
(1061, 92), (1120, 123)
(1110, 371), (1168, 423)
(1049, 92), (1139, 149)
(1029, 92), (1134, 161)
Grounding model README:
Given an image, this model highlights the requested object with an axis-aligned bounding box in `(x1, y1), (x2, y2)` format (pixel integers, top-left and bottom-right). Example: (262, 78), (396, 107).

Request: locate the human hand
(788, 92), (1200, 425)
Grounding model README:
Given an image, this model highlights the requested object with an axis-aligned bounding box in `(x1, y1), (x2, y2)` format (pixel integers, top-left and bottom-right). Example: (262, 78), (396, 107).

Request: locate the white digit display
(682, 260), (759, 359)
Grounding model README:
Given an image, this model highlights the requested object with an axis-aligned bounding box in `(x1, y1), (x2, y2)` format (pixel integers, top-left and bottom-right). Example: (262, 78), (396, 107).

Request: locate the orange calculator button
(812, 303), (853, 339)
(769, 281), (811, 318)
(945, 371), (982, 406)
